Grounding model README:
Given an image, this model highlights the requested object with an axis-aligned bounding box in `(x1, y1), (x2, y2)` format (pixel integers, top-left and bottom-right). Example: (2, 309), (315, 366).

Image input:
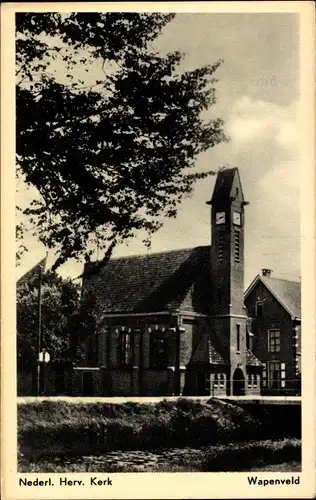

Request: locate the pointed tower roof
(209, 167), (246, 206)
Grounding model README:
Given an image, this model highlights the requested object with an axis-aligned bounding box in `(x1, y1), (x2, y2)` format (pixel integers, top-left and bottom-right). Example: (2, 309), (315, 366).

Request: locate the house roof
(245, 274), (301, 319)
(82, 246), (211, 314)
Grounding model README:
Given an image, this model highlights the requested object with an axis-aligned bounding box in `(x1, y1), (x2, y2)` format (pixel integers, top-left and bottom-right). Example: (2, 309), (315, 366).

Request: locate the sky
(16, 12), (301, 289)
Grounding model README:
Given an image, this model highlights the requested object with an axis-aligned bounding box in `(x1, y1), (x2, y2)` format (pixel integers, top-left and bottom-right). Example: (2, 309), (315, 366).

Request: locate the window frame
(117, 330), (133, 367)
(268, 328), (281, 353)
(268, 360), (281, 390)
(236, 323), (241, 353)
(150, 329), (169, 369)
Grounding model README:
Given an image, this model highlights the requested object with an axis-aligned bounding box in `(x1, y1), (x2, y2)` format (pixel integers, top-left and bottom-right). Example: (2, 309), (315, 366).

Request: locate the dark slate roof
(261, 276), (301, 319)
(82, 246), (211, 314)
(245, 275), (301, 319)
(210, 167), (244, 205)
(207, 341), (228, 365)
(246, 349), (262, 367)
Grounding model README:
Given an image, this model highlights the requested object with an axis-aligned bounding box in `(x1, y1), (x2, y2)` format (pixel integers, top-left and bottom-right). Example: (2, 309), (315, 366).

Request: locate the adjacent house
(77, 167), (262, 397)
(244, 270), (301, 395)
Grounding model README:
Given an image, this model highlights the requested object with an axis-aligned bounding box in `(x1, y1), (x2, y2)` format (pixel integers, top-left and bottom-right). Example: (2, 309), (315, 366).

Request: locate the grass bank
(18, 398), (299, 460)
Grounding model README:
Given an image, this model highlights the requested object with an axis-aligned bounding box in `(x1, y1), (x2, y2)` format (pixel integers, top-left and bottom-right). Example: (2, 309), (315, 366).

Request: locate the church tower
(208, 167), (250, 395)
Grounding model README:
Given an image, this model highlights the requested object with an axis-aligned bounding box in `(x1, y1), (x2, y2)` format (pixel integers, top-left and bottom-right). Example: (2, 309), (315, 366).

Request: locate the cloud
(226, 96), (299, 153)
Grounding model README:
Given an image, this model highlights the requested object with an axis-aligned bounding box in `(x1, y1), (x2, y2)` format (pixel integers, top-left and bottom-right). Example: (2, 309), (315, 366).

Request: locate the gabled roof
(82, 246), (211, 314)
(245, 274), (301, 319)
(189, 330), (228, 366)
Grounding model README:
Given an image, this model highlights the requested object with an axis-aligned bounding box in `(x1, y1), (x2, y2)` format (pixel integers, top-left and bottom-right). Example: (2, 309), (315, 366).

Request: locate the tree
(17, 270), (82, 369)
(16, 13), (228, 271)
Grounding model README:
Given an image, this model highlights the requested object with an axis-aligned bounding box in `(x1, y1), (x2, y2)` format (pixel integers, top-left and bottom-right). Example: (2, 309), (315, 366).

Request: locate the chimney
(262, 269), (272, 277)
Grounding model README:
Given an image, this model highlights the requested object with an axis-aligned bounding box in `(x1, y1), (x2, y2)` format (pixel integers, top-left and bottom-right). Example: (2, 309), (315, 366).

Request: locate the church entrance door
(232, 368), (245, 396)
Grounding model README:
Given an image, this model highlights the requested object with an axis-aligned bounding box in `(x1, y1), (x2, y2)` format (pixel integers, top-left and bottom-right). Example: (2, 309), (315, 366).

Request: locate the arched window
(214, 373), (219, 388)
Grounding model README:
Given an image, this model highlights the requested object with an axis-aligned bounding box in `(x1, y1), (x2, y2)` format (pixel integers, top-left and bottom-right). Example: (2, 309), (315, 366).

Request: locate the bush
(18, 398), (295, 460)
(203, 439), (301, 472)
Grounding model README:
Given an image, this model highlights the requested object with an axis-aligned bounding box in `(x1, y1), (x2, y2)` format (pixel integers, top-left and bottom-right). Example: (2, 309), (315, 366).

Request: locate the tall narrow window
(281, 363), (286, 389)
(268, 361), (281, 390)
(268, 329), (281, 352)
(262, 363), (267, 387)
(255, 300), (263, 317)
(234, 230), (240, 262)
(117, 331), (132, 366)
(236, 324), (240, 352)
(217, 232), (224, 261)
(150, 330), (169, 368)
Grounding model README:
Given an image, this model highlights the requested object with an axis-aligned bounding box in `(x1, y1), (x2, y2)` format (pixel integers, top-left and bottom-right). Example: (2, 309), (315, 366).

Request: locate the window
(219, 373), (225, 388)
(268, 361), (281, 390)
(262, 363), (267, 387)
(213, 373), (219, 388)
(217, 232), (224, 261)
(234, 230), (240, 262)
(236, 324), (241, 352)
(281, 363), (286, 388)
(255, 301), (263, 317)
(268, 329), (281, 352)
(150, 330), (169, 368)
(248, 374), (253, 388)
(117, 330), (132, 366)
(253, 374), (258, 388)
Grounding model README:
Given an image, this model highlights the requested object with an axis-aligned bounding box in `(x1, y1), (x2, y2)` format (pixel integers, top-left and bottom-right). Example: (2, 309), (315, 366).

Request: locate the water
(27, 445), (300, 473)
(52, 447), (205, 472)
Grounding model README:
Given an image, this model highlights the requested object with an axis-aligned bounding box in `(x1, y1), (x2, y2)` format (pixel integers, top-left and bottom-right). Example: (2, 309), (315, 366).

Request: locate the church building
(77, 167), (262, 397)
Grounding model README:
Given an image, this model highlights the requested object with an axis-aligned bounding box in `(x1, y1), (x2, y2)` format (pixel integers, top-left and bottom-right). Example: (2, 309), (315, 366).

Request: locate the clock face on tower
(233, 211), (241, 226)
(216, 212), (226, 225)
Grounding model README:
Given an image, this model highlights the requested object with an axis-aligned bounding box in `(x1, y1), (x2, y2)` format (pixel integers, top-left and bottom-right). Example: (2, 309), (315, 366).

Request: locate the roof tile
(261, 276), (301, 319)
(82, 246), (211, 314)
(246, 349), (262, 367)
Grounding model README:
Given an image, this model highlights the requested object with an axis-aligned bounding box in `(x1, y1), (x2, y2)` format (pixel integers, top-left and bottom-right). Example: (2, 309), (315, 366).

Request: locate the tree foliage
(17, 270), (82, 368)
(16, 12), (228, 270)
